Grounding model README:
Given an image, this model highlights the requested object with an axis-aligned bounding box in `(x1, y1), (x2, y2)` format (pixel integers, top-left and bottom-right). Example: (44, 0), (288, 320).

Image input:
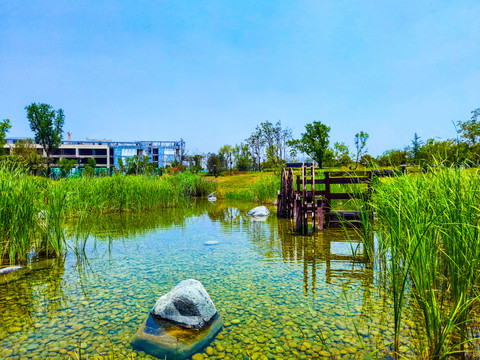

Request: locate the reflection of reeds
(354, 166), (480, 359)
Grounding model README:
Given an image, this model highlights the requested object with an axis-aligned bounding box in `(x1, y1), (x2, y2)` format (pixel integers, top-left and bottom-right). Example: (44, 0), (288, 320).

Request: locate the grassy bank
(0, 166), (216, 264)
(212, 172), (280, 203)
(357, 167), (480, 359)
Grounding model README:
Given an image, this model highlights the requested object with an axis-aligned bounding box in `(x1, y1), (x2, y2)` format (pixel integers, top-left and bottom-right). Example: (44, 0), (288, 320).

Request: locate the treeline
(193, 107), (480, 172)
(375, 110), (480, 166)
(190, 120), (293, 174)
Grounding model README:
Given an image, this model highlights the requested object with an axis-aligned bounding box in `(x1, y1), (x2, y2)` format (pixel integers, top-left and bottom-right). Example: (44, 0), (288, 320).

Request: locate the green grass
(214, 172), (280, 203)
(0, 166), (216, 264)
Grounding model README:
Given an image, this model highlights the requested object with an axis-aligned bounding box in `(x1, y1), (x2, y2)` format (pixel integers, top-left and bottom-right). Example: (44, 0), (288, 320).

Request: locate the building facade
(4, 138), (185, 169)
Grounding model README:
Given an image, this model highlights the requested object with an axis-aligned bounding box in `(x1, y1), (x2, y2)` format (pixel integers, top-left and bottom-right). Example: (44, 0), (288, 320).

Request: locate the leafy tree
(126, 155), (151, 175)
(377, 149), (409, 167)
(12, 138), (46, 175)
(58, 158), (77, 178)
(219, 145), (233, 174)
(116, 158), (126, 174)
(25, 103), (65, 175)
(354, 131), (369, 169)
(333, 142), (351, 167)
(246, 127), (265, 171)
(188, 154), (204, 172)
(411, 133), (423, 164)
(83, 165), (95, 177)
(287, 121), (331, 168)
(360, 154), (374, 167)
(83, 158), (96, 177)
(457, 108), (480, 145)
(88, 158), (96, 168)
(233, 143), (252, 171)
(0, 119), (11, 155)
(418, 138), (459, 166)
(206, 153), (222, 175)
(275, 121), (293, 162)
(260, 121), (279, 166)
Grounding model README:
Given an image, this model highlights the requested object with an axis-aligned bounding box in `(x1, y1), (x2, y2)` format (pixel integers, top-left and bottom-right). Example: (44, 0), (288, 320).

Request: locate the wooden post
(302, 164), (307, 234)
(324, 171), (331, 228)
(295, 194), (302, 233)
(311, 163), (316, 231)
(277, 190), (282, 218)
(317, 198), (323, 231)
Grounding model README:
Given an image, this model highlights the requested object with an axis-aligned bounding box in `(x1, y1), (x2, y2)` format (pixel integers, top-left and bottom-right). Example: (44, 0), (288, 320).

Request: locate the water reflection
(0, 200), (398, 359)
(248, 217), (374, 295)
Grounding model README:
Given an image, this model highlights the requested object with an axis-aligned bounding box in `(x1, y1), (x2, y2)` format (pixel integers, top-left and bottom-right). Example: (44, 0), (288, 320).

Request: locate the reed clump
(364, 167), (480, 359)
(0, 165), (216, 263)
(56, 171), (216, 215)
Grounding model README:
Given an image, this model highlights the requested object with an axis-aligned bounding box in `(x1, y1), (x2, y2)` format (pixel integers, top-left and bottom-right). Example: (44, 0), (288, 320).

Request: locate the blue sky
(1, 1), (479, 156)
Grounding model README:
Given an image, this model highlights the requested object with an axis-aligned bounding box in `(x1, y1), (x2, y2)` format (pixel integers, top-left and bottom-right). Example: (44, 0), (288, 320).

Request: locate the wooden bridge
(277, 164), (373, 234)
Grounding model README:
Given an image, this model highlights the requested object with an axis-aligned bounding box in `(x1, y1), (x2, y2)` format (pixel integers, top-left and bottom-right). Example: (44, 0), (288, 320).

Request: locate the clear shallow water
(0, 200), (416, 359)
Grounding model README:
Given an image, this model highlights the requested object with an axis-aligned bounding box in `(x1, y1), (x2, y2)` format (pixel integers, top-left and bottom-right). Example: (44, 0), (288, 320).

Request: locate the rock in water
(151, 279), (217, 329)
(246, 206), (270, 217)
(204, 241), (219, 246)
(0, 266), (22, 275)
(132, 279), (223, 360)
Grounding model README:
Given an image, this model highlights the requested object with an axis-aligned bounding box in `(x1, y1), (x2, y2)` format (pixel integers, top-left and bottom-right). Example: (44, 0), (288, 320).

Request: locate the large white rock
(151, 279), (217, 329)
(246, 206), (270, 217)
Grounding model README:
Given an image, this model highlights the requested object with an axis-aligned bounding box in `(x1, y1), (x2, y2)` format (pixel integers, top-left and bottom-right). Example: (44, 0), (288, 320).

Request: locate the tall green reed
(355, 167), (480, 359)
(0, 166), (215, 263)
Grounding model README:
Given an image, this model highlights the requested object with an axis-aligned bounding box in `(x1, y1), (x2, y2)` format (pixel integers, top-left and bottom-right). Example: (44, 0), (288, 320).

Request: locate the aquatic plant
(0, 165), (216, 263)
(356, 166), (480, 359)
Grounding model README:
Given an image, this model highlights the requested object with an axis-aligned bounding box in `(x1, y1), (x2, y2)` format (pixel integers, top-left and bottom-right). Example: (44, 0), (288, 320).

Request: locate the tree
(411, 133), (423, 164)
(188, 154), (204, 172)
(377, 149), (408, 167)
(12, 138), (46, 175)
(246, 127), (265, 171)
(116, 158), (126, 174)
(354, 131), (369, 169)
(333, 142), (351, 167)
(260, 121), (279, 166)
(0, 119), (12, 155)
(360, 154), (374, 167)
(219, 145), (233, 175)
(418, 138), (460, 166)
(233, 143), (252, 171)
(287, 121), (331, 168)
(275, 121), (293, 162)
(58, 158), (77, 178)
(206, 153), (222, 175)
(25, 103), (65, 175)
(126, 155), (151, 175)
(457, 108), (480, 145)
(83, 158), (96, 177)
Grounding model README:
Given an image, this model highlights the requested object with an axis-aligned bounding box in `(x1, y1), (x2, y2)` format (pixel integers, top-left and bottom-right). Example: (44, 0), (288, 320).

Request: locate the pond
(0, 200), (417, 359)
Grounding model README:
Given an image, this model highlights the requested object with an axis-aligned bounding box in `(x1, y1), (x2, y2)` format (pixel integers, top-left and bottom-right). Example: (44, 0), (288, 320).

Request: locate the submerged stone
(151, 279), (217, 329)
(203, 241), (219, 246)
(132, 314), (222, 360)
(132, 279), (222, 360)
(246, 206), (270, 217)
